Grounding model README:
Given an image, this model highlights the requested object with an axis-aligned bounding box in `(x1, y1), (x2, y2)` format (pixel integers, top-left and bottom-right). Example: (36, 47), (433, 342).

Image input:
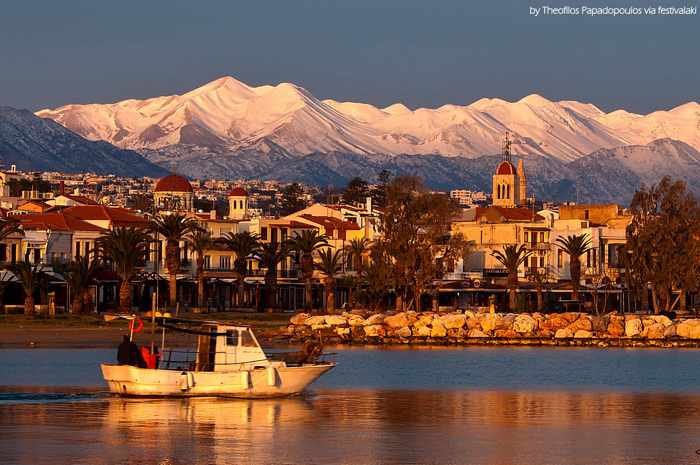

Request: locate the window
(540, 232), (545, 243)
(260, 227), (268, 240)
(530, 256), (537, 268)
(0, 244), (6, 262)
(539, 256), (545, 267)
(524, 231), (529, 242)
(241, 330), (257, 347)
(281, 228), (287, 240)
(592, 249), (597, 269)
(75, 241), (81, 258)
(584, 210), (590, 220)
(586, 250), (591, 268)
(220, 256), (231, 269)
(226, 330), (238, 346)
(204, 255), (211, 269)
(271, 228), (278, 244)
(557, 249), (563, 268)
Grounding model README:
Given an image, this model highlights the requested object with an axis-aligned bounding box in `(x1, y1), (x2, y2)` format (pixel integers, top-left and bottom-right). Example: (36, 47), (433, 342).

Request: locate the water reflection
(3, 390), (700, 465)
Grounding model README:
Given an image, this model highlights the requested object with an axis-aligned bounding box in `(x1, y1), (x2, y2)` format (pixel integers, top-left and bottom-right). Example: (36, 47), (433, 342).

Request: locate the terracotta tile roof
(228, 187), (247, 197)
(496, 160), (516, 175)
(299, 214), (361, 231)
(474, 206), (543, 223)
(19, 212), (106, 232)
(62, 205), (148, 226)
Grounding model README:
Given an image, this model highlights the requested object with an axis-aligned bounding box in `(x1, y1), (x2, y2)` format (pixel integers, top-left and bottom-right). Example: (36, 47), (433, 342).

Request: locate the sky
(0, 0), (697, 114)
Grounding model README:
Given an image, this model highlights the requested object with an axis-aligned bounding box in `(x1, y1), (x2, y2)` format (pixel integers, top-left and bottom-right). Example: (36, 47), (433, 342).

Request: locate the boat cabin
(157, 319), (269, 372)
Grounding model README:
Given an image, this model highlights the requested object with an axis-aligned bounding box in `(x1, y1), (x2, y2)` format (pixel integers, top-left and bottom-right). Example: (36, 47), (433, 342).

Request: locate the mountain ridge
(37, 76), (700, 162)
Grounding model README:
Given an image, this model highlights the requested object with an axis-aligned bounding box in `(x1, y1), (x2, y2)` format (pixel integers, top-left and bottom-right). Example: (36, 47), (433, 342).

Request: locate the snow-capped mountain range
(36, 76), (700, 161)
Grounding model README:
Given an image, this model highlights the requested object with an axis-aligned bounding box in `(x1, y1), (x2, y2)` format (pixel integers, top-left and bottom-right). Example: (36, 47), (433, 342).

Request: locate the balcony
(525, 242), (550, 251)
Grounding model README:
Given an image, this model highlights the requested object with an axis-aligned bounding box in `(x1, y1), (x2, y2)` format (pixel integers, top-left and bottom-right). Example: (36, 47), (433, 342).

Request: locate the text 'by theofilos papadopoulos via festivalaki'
(528, 5), (697, 16)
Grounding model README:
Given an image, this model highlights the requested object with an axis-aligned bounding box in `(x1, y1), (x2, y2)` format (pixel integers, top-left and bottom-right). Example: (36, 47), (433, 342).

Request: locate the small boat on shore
(101, 316), (334, 398)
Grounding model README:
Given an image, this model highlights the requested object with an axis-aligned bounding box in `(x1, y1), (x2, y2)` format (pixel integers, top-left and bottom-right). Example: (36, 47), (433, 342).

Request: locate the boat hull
(101, 363), (334, 398)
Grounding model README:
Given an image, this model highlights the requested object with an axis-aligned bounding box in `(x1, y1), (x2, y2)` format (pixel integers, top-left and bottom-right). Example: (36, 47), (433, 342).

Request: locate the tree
(315, 249), (344, 313)
(377, 176), (456, 311)
(556, 234), (591, 301)
(254, 241), (290, 310)
(96, 227), (149, 313)
(186, 229), (213, 311)
(222, 231), (261, 307)
(359, 242), (393, 311)
(279, 183), (308, 215)
(150, 213), (201, 309)
(290, 229), (329, 311)
(491, 244), (532, 311)
(627, 177), (700, 313)
(342, 177), (370, 205)
(527, 266), (553, 312)
(345, 237), (370, 307)
(64, 255), (101, 314)
(370, 170), (392, 208)
(7, 259), (45, 315)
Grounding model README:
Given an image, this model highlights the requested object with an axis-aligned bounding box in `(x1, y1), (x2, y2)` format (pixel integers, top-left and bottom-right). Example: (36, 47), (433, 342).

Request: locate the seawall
(282, 310), (700, 348)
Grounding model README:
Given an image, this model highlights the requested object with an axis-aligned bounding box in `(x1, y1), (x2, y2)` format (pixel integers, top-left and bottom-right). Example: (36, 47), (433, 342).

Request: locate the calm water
(2, 347), (700, 464)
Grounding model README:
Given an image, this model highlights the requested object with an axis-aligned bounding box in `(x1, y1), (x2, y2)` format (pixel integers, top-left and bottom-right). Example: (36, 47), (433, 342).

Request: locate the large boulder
(413, 313), (435, 329)
(664, 324), (677, 338)
(676, 319), (700, 339)
(480, 314), (502, 333)
(464, 310), (477, 320)
(384, 312), (410, 329)
(468, 329), (488, 338)
(304, 315), (326, 326)
(466, 316), (481, 330)
(542, 315), (569, 331)
(607, 320), (625, 337)
(325, 315), (347, 326)
(651, 315), (673, 327)
(415, 325), (432, 337)
(395, 326), (412, 338)
(554, 328), (573, 338)
(574, 330), (593, 338)
(363, 324), (386, 337)
(430, 319), (447, 337)
(645, 323), (665, 339)
(335, 327), (351, 336)
(513, 314), (537, 333)
(440, 313), (466, 329)
(495, 329), (519, 338)
(363, 314), (385, 326)
(568, 316), (592, 332)
(347, 315), (366, 327)
(311, 323), (331, 331)
(625, 318), (643, 337)
(290, 313), (311, 325)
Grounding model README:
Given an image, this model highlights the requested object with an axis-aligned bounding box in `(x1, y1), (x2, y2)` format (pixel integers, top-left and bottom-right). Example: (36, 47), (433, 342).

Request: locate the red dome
(228, 187), (247, 197)
(154, 174), (193, 193)
(496, 161), (516, 175)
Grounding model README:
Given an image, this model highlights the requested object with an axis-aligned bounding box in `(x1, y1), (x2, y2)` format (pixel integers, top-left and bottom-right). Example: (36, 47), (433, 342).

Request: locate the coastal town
(0, 135), (692, 330)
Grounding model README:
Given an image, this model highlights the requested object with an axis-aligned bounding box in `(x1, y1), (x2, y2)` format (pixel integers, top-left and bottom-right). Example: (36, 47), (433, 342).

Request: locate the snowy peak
(36, 76), (700, 161)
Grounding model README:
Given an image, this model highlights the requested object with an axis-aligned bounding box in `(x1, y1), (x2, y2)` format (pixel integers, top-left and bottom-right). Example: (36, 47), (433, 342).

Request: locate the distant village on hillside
(0, 128), (650, 318)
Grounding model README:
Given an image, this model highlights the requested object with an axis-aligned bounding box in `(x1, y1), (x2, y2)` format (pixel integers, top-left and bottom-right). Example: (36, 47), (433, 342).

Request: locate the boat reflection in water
(4, 389), (700, 465)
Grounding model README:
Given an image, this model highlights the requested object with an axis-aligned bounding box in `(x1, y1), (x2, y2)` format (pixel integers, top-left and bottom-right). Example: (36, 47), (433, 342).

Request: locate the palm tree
(527, 266), (552, 312)
(345, 237), (370, 274)
(186, 229), (213, 311)
(315, 249), (344, 313)
(222, 231), (261, 307)
(64, 255), (101, 314)
(556, 234), (592, 301)
(96, 227), (149, 313)
(491, 244), (532, 311)
(150, 213), (201, 309)
(290, 230), (329, 311)
(254, 241), (290, 311)
(7, 258), (44, 315)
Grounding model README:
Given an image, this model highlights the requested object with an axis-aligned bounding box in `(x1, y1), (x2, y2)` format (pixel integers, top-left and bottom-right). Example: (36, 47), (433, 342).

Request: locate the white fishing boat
(101, 317), (334, 398)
